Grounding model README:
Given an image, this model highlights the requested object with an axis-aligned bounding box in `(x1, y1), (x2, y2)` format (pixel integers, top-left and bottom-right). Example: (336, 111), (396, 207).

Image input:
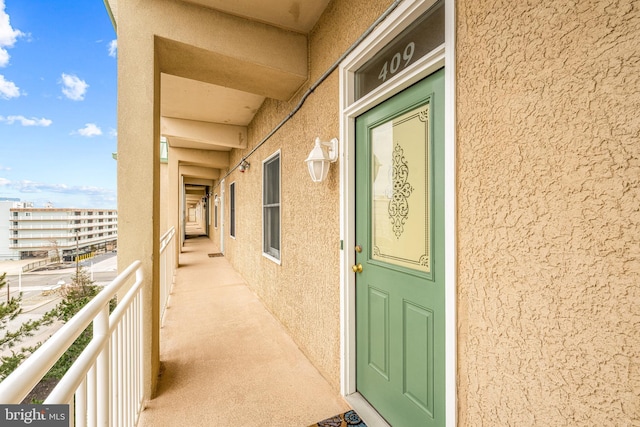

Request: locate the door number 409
(378, 42), (416, 82)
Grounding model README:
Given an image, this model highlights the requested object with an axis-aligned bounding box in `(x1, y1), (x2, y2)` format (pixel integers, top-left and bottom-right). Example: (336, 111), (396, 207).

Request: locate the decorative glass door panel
(371, 105), (430, 274)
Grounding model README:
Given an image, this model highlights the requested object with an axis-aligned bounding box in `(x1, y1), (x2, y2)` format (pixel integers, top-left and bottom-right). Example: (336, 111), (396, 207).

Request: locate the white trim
(180, 174), (185, 252)
(346, 393), (391, 427)
(339, 1), (456, 426)
(214, 193), (219, 230)
(444, 0), (457, 423)
(220, 179), (225, 253)
(261, 150), (282, 265)
(229, 181), (236, 239)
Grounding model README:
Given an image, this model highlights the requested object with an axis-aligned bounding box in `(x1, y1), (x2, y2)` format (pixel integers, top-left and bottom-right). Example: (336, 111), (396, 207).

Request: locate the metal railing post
(95, 305), (110, 426)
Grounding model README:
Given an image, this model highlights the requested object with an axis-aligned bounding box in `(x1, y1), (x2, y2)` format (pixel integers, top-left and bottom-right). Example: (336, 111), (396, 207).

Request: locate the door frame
(180, 174), (186, 250)
(219, 179), (225, 254)
(338, 0), (456, 425)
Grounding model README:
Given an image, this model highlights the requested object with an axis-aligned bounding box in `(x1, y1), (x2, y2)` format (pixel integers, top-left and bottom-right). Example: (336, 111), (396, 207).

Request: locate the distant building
(0, 201), (117, 260)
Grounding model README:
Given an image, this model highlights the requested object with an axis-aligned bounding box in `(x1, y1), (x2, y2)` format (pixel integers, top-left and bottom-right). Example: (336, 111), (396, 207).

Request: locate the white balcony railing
(10, 224), (71, 230)
(11, 213), (117, 221)
(0, 260), (144, 427)
(11, 216), (115, 221)
(159, 227), (176, 323)
(10, 236), (118, 250)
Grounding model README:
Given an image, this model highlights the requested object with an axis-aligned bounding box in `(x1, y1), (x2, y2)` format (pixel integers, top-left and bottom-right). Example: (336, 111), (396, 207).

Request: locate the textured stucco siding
(456, 0), (640, 425)
(216, 0), (395, 391)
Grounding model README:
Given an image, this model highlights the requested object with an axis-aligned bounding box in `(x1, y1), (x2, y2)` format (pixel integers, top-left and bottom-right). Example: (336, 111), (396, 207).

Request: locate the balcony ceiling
(181, 0), (331, 34)
(106, 0), (329, 175)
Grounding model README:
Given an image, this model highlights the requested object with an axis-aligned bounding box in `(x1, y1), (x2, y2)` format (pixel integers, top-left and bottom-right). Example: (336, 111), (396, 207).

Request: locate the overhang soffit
(161, 74), (265, 126)
(179, 160), (216, 168)
(183, 177), (215, 186)
(143, 0), (307, 100)
(170, 146), (229, 169)
(150, 1), (307, 73)
(185, 184), (210, 193)
(180, 165), (220, 180)
(185, 187), (206, 195)
(156, 37), (306, 101)
(182, 0), (331, 34)
(168, 137), (234, 152)
(161, 117), (247, 149)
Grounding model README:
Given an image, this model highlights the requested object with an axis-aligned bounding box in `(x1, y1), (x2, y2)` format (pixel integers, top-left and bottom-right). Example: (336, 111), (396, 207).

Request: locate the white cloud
(108, 39), (117, 58)
(75, 123), (102, 137)
(0, 73), (19, 98)
(0, 165), (11, 171)
(0, 0), (23, 68)
(0, 115), (52, 126)
(0, 178), (117, 208)
(60, 73), (88, 101)
(4, 178), (114, 196)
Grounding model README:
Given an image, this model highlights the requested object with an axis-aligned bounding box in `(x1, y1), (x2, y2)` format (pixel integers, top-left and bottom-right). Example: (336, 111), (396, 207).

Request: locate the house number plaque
(354, 1), (444, 100)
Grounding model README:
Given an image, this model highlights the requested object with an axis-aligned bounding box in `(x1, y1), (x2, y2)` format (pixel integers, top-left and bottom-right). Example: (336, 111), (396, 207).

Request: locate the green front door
(355, 69), (445, 426)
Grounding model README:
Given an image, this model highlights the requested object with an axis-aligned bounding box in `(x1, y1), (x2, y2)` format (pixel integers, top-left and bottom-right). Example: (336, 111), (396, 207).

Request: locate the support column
(168, 147), (180, 262)
(116, 2), (160, 400)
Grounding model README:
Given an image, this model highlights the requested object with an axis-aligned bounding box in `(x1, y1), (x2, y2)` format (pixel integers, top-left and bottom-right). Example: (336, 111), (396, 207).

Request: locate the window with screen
(230, 182), (236, 238)
(263, 152), (280, 261)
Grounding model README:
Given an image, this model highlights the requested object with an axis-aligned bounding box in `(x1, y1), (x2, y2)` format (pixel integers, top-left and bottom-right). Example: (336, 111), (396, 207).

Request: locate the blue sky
(0, 0), (117, 209)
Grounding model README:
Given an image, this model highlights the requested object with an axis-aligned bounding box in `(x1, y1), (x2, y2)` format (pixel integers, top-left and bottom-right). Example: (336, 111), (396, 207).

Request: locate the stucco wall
(217, 0), (395, 391)
(456, 1), (640, 424)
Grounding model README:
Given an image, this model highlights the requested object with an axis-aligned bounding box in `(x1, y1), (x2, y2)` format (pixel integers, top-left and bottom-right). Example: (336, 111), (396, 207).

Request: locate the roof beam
(180, 165), (220, 180)
(162, 117), (247, 150)
(183, 177), (214, 186)
(169, 147), (229, 169)
(149, 0), (308, 100)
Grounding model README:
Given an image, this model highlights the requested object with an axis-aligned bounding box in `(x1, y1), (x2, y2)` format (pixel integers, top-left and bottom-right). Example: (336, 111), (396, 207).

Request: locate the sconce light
(305, 137), (338, 183)
(239, 160), (250, 173)
(214, 195), (219, 206)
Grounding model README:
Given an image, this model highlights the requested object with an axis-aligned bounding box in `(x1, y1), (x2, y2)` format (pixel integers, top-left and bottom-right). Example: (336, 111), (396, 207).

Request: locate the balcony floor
(137, 231), (350, 426)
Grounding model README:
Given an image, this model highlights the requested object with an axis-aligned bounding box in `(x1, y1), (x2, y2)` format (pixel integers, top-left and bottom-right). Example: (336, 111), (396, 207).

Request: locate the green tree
(0, 266), (116, 403)
(0, 272), (56, 380)
(44, 266), (106, 379)
(0, 272), (21, 332)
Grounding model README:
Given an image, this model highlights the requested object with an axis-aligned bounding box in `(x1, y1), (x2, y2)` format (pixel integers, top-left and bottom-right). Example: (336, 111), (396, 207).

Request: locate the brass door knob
(352, 263), (363, 273)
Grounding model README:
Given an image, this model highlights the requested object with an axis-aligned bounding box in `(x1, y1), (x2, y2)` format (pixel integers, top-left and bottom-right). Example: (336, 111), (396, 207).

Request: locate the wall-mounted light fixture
(239, 160), (250, 173)
(214, 195), (219, 206)
(305, 137), (339, 183)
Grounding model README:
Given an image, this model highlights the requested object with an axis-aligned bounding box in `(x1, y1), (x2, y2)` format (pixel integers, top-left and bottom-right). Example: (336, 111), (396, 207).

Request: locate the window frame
(229, 182), (236, 238)
(160, 136), (169, 163)
(214, 193), (218, 229)
(262, 150), (281, 263)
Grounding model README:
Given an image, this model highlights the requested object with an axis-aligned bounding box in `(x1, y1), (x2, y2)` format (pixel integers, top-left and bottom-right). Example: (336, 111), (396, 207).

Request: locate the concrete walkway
(137, 234), (350, 426)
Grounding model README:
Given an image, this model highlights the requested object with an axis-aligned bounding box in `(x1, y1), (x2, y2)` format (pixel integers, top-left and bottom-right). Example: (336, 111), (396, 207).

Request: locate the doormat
(208, 253), (223, 257)
(308, 410), (367, 427)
